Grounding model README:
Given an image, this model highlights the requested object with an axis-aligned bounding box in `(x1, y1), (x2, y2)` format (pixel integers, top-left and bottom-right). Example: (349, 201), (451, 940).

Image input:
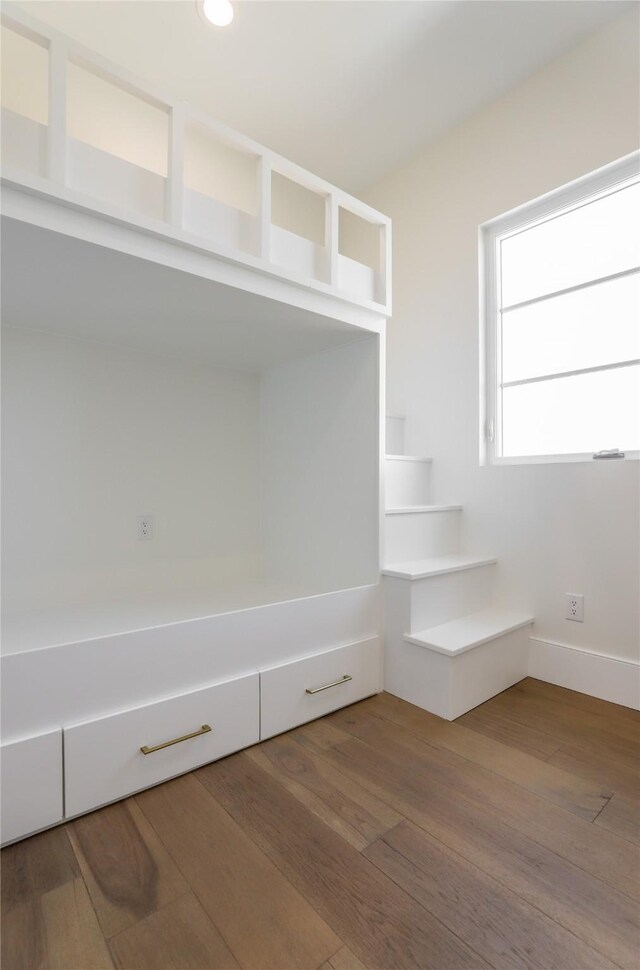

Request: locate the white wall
(1, 328), (261, 610)
(364, 10), (640, 665)
(261, 335), (380, 593)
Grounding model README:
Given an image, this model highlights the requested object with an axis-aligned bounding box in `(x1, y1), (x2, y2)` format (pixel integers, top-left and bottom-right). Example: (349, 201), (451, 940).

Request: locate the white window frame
(480, 150), (640, 465)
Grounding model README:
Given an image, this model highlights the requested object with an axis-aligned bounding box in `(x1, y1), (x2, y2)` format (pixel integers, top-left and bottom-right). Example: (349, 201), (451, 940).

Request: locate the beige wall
(365, 9), (640, 662)
(1, 25), (49, 124)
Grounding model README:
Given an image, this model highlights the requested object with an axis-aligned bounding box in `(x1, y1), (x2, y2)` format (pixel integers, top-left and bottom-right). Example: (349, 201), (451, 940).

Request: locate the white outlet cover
(138, 515), (154, 540)
(565, 592), (584, 622)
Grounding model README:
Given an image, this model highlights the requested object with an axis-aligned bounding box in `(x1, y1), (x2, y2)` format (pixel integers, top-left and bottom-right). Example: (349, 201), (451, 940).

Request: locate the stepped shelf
(385, 454), (432, 462)
(0, 3), (391, 319)
(405, 607), (535, 657)
(382, 554), (498, 580)
(385, 505), (462, 514)
(382, 414), (535, 719)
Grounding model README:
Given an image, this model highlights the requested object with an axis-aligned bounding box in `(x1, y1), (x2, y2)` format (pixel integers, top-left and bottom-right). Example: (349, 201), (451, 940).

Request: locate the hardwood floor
(2, 678), (639, 970)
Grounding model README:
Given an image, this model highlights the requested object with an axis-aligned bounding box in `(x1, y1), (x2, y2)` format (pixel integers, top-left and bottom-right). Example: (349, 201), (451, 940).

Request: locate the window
(481, 152), (640, 463)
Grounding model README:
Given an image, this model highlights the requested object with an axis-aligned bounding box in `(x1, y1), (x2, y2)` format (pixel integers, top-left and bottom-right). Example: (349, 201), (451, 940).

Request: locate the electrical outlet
(565, 593), (584, 622)
(138, 515), (153, 540)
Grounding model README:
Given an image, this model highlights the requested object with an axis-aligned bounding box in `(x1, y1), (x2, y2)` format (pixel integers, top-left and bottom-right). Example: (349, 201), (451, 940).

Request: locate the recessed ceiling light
(201, 0), (234, 28)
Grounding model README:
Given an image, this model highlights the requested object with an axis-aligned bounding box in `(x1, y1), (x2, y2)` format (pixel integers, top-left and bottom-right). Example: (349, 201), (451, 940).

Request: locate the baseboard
(528, 637), (640, 711)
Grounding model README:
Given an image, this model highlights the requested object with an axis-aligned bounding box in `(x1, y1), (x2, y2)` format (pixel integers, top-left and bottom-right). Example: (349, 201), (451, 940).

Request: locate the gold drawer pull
(140, 724), (212, 755)
(305, 674), (352, 695)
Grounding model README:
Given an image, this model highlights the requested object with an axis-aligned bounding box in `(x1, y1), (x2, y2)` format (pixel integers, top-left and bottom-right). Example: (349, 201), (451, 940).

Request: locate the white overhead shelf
(0, 3), (392, 318)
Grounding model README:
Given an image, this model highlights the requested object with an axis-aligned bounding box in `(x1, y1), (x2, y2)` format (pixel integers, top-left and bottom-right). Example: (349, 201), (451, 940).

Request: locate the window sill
(487, 451), (640, 466)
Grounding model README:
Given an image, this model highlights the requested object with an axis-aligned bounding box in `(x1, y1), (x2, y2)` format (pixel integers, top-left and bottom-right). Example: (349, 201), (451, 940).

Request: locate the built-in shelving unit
(0, 3), (391, 315)
(0, 5), (389, 845)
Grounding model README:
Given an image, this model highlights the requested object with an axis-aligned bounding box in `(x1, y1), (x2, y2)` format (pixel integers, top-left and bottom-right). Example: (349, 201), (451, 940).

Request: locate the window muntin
(501, 273), (640, 384)
(483, 153), (640, 462)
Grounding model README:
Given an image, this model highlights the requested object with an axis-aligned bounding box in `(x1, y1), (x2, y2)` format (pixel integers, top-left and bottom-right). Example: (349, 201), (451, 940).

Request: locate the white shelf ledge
(385, 504), (462, 515)
(382, 554), (497, 580)
(385, 454), (432, 463)
(405, 608), (534, 656)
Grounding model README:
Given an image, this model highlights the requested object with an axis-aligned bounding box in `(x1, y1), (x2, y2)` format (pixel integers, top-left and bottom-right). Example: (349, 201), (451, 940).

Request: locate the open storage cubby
(66, 58), (169, 221)
(339, 205), (387, 305)
(0, 23), (49, 177)
(1, 218), (381, 654)
(183, 123), (260, 254)
(270, 170), (330, 283)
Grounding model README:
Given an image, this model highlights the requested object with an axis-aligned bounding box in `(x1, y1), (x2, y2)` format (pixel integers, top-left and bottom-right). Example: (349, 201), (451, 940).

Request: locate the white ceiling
(1, 219), (367, 371)
(13, 0), (632, 192)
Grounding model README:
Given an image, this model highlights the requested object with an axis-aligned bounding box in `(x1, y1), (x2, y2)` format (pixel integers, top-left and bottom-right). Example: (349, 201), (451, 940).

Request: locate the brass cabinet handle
(305, 674), (352, 695)
(140, 724), (212, 755)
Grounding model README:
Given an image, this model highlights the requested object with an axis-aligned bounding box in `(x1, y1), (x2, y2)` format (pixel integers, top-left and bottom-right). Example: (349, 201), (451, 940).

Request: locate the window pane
(502, 273), (640, 384)
(501, 364), (640, 457)
(501, 182), (640, 308)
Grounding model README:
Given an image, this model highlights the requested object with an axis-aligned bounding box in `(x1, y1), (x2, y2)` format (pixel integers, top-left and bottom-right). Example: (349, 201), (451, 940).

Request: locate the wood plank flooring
(2, 678), (639, 970)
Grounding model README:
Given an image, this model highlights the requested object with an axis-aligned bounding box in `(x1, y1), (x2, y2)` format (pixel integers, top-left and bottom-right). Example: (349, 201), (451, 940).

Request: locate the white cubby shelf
(0, 3), (391, 316)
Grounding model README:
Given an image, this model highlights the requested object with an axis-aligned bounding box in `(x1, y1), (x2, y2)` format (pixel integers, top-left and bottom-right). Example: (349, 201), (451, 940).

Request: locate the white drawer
(1, 729), (63, 845)
(64, 672), (259, 818)
(260, 637), (381, 740)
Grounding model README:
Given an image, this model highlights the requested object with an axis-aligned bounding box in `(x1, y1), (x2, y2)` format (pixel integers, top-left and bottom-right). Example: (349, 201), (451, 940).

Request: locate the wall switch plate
(138, 515), (153, 540)
(565, 593), (584, 622)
